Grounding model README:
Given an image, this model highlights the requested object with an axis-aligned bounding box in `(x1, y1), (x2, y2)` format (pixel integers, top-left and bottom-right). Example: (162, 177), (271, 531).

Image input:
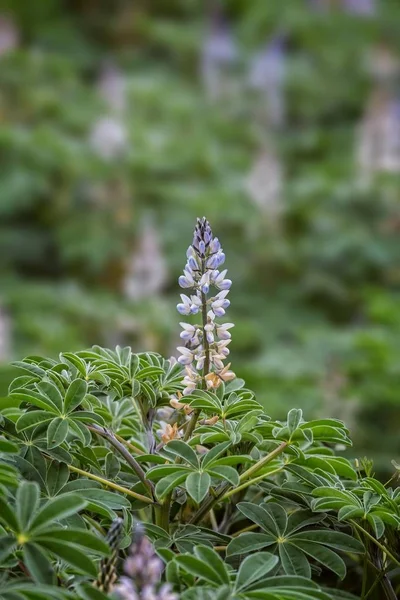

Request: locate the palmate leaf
(228, 502), (363, 579)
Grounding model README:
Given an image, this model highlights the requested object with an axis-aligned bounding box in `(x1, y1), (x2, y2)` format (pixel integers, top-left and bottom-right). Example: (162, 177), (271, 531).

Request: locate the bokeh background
(1, 0), (400, 475)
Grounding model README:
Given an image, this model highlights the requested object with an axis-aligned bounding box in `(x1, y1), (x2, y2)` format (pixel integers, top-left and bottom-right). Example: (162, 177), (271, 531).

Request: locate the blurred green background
(1, 0), (400, 473)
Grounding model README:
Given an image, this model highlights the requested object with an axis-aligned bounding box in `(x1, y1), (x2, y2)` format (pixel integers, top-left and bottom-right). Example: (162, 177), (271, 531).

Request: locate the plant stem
(361, 553), (368, 600)
(88, 423), (155, 498)
(221, 466), (284, 501)
(351, 521), (400, 568)
(231, 523), (258, 537)
(183, 410), (200, 441)
(190, 442), (288, 525)
(68, 464), (154, 504)
(114, 432), (144, 455)
(184, 264), (210, 443)
(155, 494), (171, 533)
(238, 442), (288, 483)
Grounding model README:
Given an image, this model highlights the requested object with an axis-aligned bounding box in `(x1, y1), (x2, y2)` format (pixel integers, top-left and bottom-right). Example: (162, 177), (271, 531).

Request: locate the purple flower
(176, 218), (236, 391)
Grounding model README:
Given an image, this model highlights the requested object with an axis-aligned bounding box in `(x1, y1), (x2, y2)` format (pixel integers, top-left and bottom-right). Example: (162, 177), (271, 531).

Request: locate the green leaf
(155, 471), (189, 500)
(293, 540), (346, 579)
(165, 440), (199, 468)
(75, 583), (110, 600)
(35, 528), (109, 554)
(135, 366), (165, 379)
(291, 530), (364, 553)
(17, 481), (40, 530)
(262, 503), (288, 537)
(64, 379), (88, 413)
(30, 495), (87, 532)
(0, 496), (21, 531)
(279, 543), (311, 578)
(201, 441), (231, 468)
(193, 546), (230, 585)
(68, 419), (91, 446)
(207, 465), (239, 486)
(175, 554), (221, 585)
(37, 381), (63, 413)
(287, 409), (302, 435)
(0, 535), (16, 562)
(0, 437), (19, 453)
(71, 411), (105, 425)
(338, 506), (364, 522)
(186, 472), (211, 504)
(236, 552), (279, 591)
(47, 418), (69, 449)
(23, 542), (54, 584)
(46, 461), (69, 497)
(16, 410), (54, 432)
(38, 539), (97, 577)
(227, 533), (275, 556)
(367, 514), (385, 539)
(237, 503), (277, 535)
(146, 465), (191, 481)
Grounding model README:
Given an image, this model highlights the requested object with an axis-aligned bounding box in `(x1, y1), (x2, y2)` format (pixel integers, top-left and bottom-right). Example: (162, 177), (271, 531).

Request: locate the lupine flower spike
(115, 524), (177, 600)
(176, 217), (235, 395)
(94, 517), (124, 593)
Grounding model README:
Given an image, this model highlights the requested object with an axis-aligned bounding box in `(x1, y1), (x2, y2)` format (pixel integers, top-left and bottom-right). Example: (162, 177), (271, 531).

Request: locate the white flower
(90, 116), (127, 160)
(177, 347), (194, 365)
(216, 323), (234, 340)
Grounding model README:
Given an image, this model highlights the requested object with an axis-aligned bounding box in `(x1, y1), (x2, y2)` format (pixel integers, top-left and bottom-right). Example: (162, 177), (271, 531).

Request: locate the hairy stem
(238, 442), (288, 483)
(190, 441), (288, 525)
(155, 494), (172, 533)
(221, 466), (285, 501)
(88, 424), (155, 498)
(351, 521), (400, 568)
(68, 464), (154, 504)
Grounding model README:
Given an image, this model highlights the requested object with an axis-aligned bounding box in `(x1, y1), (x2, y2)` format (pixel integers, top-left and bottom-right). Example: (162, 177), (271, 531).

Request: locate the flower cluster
(115, 526), (177, 600)
(176, 217), (235, 394)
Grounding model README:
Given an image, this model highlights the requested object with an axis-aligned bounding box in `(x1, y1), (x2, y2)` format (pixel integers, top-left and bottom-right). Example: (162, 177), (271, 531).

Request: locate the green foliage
(0, 344), (399, 598)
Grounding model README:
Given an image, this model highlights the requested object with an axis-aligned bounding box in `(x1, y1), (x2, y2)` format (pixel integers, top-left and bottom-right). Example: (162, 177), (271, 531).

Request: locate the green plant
(0, 218), (399, 599)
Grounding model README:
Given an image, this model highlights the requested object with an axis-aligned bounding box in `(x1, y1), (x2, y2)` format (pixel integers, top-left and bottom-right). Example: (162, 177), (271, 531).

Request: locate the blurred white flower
(90, 116), (128, 161)
(0, 16), (18, 57)
(246, 149), (284, 224)
(342, 0), (375, 15)
(124, 219), (166, 300)
(249, 33), (286, 127)
(98, 60), (127, 114)
(0, 305), (11, 361)
(201, 13), (238, 101)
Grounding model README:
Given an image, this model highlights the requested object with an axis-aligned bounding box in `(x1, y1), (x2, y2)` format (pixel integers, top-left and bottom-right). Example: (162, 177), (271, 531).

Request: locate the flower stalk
(175, 217), (235, 427)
